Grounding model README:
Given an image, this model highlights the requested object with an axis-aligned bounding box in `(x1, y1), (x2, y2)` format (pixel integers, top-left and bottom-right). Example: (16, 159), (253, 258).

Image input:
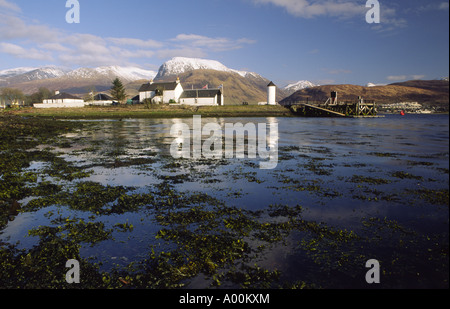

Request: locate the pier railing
(287, 100), (378, 117)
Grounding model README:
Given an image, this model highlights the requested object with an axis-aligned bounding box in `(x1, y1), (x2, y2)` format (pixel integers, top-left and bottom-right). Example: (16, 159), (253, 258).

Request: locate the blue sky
(0, 0), (448, 86)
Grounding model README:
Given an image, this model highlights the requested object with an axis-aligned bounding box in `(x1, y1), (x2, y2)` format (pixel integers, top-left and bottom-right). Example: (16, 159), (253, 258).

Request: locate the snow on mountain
(366, 82), (387, 87)
(66, 66), (156, 81)
(0, 66), (70, 85)
(23, 67), (69, 81)
(284, 80), (318, 94)
(0, 67), (38, 79)
(155, 57), (257, 79)
(105, 66), (157, 81)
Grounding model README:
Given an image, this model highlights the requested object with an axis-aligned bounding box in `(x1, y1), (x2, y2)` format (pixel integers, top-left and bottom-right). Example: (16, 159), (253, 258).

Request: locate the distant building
(138, 78), (223, 106)
(180, 89), (223, 106)
(139, 78), (184, 104)
(267, 81), (277, 105)
(34, 91), (85, 108)
(90, 93), (114, 106)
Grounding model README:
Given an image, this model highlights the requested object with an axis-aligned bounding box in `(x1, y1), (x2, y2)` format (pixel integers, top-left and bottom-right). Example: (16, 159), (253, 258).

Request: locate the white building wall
(267, 86), (276, 105)
(34, 102), (86, 108)
(163, 90), (176, 103)
(180, 96), (218, 106)
(139, 91), (154, 102)
(174, 84), (184, 102)
(35, 98), (86, 108)
(43, 98), (85, 104)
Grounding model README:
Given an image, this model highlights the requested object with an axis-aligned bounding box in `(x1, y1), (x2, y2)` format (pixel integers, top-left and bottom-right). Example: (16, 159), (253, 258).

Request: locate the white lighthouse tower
(267, 81), (277, 105)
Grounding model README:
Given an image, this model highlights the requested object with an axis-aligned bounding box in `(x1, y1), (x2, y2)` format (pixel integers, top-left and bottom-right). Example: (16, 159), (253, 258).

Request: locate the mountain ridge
(280, 80), (449, 112)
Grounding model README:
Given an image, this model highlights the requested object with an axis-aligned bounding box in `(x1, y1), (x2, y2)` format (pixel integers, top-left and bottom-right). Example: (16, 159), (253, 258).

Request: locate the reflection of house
(139, 79), (184, 104)
(139, 78), (223, 106)
(34, 91), (86, 108)
(180, 89), (223, 106)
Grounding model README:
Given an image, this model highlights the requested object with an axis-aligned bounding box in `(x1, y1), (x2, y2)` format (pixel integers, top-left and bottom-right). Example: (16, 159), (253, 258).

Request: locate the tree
(27, 87), (52, 105)
(110, 78), (127, 104)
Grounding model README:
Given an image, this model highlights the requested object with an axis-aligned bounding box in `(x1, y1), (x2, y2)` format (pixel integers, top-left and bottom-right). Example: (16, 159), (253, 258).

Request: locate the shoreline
(1, 105), (295, 119)
(1, 106), (447, 120)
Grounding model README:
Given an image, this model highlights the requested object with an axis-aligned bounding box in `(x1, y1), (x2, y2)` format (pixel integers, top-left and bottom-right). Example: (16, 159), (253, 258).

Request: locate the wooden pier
(287, 92), (379, 118)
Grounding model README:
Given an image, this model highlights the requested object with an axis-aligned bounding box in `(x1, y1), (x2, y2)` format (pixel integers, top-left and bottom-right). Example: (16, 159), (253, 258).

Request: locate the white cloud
(0, 15), (60, 42)
(387, 74), (426, 81)
(0, 0), (21, 12)
(107, 38), (164, 49)
(387, 75), (407, 81)
(251, 0), (365, 19)
(171, 34), (256, 52)
(0, 42), (53, 61)
(0, 2), (256, 68)
(417, 1), (449, 11)
(251, 0), (408, 31)
(411, 74), (426, 80)
(155, 47), (207, 60)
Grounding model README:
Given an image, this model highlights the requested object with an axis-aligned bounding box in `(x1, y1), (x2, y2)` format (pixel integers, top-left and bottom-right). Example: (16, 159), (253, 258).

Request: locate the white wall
(43, 98), (85, 104)
(163, 90), (176, 103)
(267, 86), (276, 105)
(180, 96), (218, 106)
(34, 102), (86, 108)
(174, 84), (184, 102)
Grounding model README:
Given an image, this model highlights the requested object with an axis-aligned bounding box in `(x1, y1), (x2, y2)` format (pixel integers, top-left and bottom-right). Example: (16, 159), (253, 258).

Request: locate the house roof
(49, 92), (82, 100)
(139, 81), (180, 92)
(180, 89), (222, 99)
(94, 93), (112, 101)
(267, 81), (276, 87)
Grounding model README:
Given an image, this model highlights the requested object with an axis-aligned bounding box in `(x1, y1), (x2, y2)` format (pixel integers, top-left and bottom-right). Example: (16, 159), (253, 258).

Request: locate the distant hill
(280, 80), (449, 111)
(0, 66), (157, 95)
(283, 80), (318, 95)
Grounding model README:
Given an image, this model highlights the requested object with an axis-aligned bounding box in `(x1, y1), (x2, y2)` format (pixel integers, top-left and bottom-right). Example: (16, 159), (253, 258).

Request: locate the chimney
(149, 79), (154, 85)
(176, 77), (180, 84)
(55, 90), (60, 95)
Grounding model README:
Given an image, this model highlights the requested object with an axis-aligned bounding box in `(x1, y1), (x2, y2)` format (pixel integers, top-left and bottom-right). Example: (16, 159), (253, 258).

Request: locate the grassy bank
(3, 104), (294, 119)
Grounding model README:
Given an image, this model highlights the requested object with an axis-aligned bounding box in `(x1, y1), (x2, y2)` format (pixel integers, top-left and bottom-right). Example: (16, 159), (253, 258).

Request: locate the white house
(179, 89), (223, 106)
(139, 78), (184, 104)
(139, 78), (225, 106)
(34, 91), (86, 108)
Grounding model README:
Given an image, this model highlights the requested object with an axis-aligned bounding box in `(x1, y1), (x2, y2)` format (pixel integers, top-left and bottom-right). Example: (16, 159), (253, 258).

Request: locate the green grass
(5, 104), (293, 119)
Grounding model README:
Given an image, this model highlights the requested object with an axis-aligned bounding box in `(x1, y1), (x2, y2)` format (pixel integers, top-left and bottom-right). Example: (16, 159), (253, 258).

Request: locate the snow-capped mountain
(23, 67), (69, 81)
(284, 80), (318, 94)
(66, 66), (156, 81)
(0, 67), (38, 79)
(155, 57), (258, 79)
(0, 67), (70, 85)
(0, 65), (157, 88)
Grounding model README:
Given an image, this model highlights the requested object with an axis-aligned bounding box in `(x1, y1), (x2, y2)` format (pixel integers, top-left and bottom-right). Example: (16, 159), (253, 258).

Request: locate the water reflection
(1, 114), (448, 289)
